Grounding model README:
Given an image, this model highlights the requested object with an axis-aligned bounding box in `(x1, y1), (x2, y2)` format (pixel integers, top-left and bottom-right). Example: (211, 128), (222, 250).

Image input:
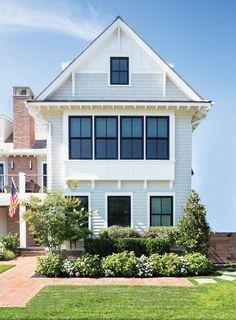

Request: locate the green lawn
(0, 265), (14, 274)
(0, 281), (236, 320)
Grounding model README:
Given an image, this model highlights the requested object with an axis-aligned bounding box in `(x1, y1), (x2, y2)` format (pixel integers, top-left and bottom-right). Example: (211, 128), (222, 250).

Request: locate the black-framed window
(146, 117), (169, 159)
(95, 117), (118, 159)
(42, 163), (47, 189)
(108, 196), (131, 227)
(121, 117), (143, 159)
(0, 163), (4, 192)
(110, 57), (129, 85)
(69, 116), (92, 159)
(150, 196), (173, 226)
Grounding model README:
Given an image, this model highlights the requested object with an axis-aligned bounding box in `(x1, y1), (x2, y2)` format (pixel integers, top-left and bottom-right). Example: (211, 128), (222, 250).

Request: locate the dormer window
(110, 57), (129, 85)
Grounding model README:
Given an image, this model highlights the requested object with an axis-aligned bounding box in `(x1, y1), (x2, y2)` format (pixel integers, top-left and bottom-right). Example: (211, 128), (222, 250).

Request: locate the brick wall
(13, 88), (35, 149)
(7, 209), (19, 235)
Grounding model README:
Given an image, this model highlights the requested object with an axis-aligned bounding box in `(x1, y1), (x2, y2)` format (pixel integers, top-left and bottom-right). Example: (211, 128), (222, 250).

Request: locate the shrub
(102, 251), (137, 277)
(0, 233), (19, 253)
(159, 253), (183, 276)
(0, 247), (15, 261)
(177, 190), (211, 254)
(75, 253), (101, 277)
(62, 259), (76, 277)
(84, 238), (114, 257)
(37, 254), (64, 277)
(149, 254), (162, 276)
(184, 253), (212, 275)
(99, 225), (140, 239)
(114, 238), (147, 256)
(145, 238), (170, 255)
(136, 255), (153, 277)
(144, 227), (177, 242)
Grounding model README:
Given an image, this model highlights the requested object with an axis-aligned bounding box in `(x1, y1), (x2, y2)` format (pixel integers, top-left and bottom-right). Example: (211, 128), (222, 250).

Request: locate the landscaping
(0, 233), (19, 261)
(0, 265), (14, 274)
(1, 281), (236, 320)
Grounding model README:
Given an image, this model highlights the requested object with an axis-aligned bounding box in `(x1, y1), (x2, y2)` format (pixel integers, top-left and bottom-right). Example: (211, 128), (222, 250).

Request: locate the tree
(23, 192), (92, 252)
(177, 190), (211, 254)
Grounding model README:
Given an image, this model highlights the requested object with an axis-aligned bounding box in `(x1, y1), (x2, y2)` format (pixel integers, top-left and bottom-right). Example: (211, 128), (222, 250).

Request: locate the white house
(26, 16), (212, 237)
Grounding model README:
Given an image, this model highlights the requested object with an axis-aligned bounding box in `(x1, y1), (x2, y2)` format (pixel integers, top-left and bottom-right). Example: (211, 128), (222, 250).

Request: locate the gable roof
(36, 16), (205, 101)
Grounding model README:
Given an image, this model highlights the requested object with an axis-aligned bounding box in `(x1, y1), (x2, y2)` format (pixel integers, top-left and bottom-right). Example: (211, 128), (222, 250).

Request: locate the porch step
(20, 248), (46, 257)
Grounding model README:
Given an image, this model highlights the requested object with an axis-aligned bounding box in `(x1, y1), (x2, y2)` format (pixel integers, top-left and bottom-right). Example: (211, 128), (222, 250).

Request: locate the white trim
(147, 192), (175, 227)
(36, 17), (205, 101)
(105, 192), (133, 228)
(0, 161), (6, 188)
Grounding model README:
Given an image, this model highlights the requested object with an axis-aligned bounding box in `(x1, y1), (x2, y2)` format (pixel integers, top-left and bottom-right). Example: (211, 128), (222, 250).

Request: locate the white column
(19, 172), (27, 248)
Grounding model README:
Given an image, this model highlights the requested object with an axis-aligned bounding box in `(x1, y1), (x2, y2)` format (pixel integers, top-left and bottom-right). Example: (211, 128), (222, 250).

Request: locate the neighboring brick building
(0, 87), (47, 247)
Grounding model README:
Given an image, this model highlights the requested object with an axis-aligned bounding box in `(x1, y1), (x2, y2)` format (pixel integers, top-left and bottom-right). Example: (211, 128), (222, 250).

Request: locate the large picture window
(95, 117), (118, 159)
(110, 57), (129, 85)
(121, 117), (143, 159)
(108, 196), (131, 227)
(146, 117), (169, 159)
(150, 196), (173, 226)
(69, 116), (92, 159)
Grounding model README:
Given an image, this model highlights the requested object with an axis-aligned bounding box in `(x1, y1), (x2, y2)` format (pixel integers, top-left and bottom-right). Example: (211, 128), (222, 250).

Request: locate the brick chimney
(13, 87), (35, 149)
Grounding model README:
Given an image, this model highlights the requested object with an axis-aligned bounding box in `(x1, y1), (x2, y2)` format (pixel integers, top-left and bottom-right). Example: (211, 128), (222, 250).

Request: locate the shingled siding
(49, 73), (188, 101)
(44, 110), (192, 234)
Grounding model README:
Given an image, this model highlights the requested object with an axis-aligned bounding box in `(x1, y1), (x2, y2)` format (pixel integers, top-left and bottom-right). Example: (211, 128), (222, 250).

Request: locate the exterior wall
(7, 209), (19, 235)
(13, 89), (35, 149)
(0, 116), (13, 143)
(0, 207), (7, 235)
(7, 156), (38, 187)
(49, 74), (188, 101)
(42, 109), (192, 233)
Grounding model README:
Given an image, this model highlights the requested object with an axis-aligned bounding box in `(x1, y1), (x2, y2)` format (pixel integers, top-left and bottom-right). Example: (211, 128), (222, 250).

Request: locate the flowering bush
(0, 243), (16, 261)
(184, 253), (212, 275)
(62, 259), (76, 277)
(37, 254), (64, 277)
(144, 227), (177, 242)
(75, 253), (100, 277)
(0, 233), (19, 253)
(149, 254), (162, 276)
(99, 226), (140, 239)
(136, 255), (153, 277)
(158, 253), (184, 276)
(101, 251), (137, 277)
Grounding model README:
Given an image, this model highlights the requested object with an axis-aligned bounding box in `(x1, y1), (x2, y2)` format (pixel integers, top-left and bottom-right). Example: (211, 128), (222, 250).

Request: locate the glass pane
(162, 198), (172, 214)
(96, 118), (106, 137)
(121, 139), (132, 159)
(151, 215), (161, 226)
(147, 118), (157, 137)
(122, 118), (132, 137)
(111, 59), (120, 71)
(70, 139), (80, 159)
(108, 197), (130, 227)
(146, 139), (157, 159)
(151, 197), (161, 214)
(96, 139), (106, 159)
(132, 118), (142, 137)
(78, 196), (88, 212)
(120, 59), (128, 71)
(107, 118), (117, 137)
(161, 215), (171, 226)
(81, 139), (92, 159)
(81, 118), (91, 137)
(158, 118), (168, 137)
(157, 139), (168, 159)
(111, 71), (119, 84)
(70, 118), (80, 137)
(107, 139), (117, 159)
(132, 139), (143, 159)
(119, 72), (128, 84)
(0, 164), (3, 174)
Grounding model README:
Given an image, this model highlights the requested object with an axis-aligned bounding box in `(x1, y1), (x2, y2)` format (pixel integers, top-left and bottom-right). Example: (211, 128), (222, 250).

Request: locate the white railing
(0, 173), (47, 194)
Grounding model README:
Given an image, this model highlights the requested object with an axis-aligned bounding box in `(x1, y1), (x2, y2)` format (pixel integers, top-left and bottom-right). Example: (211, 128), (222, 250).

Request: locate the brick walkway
(0, 256), (193, 307)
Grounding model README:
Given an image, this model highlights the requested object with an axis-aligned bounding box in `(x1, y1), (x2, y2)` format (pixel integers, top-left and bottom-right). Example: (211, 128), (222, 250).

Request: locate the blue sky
(0, 0), (235, 231)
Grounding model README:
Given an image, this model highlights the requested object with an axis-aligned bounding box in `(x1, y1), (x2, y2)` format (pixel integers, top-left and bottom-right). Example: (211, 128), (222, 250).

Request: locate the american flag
(9, 178), (19, 218)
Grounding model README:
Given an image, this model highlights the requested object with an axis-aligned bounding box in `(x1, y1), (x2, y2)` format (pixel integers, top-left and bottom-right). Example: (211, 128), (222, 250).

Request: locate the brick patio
(0, 256), (193, 307)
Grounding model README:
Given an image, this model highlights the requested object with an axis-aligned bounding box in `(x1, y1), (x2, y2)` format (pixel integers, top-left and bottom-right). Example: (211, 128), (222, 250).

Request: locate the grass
(0, 281), (236, 320)
(0, 265), (14, 274)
